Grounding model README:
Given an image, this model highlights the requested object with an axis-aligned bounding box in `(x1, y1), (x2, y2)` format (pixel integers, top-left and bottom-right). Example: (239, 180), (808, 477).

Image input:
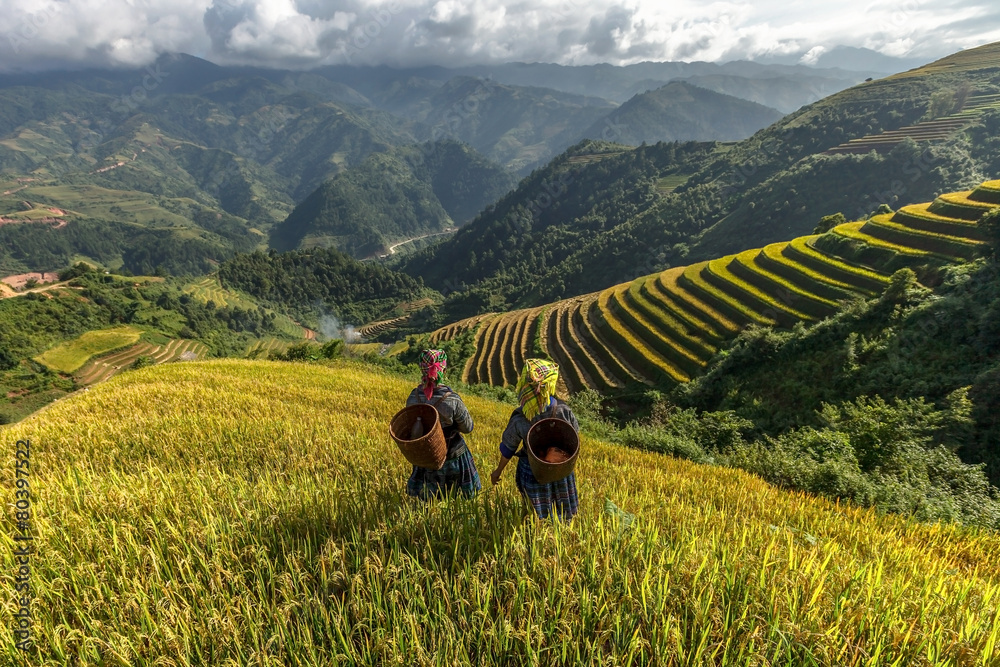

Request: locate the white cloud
(800, 45), (826, 66)
(0, 0), (998, 71)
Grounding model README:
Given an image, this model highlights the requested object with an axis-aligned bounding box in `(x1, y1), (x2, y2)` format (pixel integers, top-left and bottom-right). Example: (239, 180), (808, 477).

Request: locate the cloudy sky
(1, 0), (999, 71)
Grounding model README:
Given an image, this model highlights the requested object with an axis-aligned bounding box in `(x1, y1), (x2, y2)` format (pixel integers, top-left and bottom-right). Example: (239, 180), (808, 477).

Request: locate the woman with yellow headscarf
(489, 358), (579, 520)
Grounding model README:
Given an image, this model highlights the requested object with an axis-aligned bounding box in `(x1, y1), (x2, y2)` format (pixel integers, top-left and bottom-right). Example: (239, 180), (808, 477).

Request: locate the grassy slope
(2, 360), (998, 665)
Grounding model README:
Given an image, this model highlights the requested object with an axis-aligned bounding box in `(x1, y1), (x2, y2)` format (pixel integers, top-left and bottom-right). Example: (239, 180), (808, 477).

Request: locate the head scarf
(419, 349), (447, 400)
(516, 358), (559, 421)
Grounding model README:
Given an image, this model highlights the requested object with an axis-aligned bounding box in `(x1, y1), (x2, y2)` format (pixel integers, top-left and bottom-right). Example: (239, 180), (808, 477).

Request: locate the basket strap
(430, 391), (452, 407)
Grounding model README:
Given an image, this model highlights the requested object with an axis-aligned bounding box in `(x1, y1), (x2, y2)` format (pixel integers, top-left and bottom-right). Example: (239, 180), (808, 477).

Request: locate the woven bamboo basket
(389, 403), (447, 470)
(526, 417), (580, 484)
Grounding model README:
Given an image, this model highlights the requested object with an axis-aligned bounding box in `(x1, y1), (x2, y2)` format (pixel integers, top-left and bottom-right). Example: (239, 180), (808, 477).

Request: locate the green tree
(0, 344), (18, 370)
(881, 268), (919, 303)
(926, 89), (955, 119)
(980, 208), (1000, 259)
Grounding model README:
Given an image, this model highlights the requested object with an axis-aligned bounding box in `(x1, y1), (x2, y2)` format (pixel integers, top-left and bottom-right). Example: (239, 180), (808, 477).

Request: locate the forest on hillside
(218, 248), (428, 326)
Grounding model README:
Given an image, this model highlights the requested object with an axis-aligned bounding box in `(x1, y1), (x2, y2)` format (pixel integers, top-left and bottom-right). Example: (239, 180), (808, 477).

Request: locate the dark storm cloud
(0, 0), (998, 71)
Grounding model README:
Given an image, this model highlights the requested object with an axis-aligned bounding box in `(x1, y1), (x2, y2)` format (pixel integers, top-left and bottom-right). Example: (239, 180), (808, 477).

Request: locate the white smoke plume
(318, 312), (360, 343)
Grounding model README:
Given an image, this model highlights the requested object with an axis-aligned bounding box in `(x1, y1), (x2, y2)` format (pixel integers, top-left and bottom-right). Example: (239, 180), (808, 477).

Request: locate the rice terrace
(445, 183), (995, 393)
(4, 13), (1000, 667)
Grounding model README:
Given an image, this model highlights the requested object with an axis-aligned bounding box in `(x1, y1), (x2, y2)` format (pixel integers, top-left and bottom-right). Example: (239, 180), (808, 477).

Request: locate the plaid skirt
(406, 448), (482, 500)
(515, 456), (579, 520)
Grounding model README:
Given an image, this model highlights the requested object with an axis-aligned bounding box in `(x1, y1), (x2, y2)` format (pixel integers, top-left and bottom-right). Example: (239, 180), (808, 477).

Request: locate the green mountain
(2, 55), (801, 277)
(581, 81), (784, 145)
(403, 42), (1000, 314)
(270, 141), (517, 258)
(400, 140), (720, 317)
(0, 63), (423, 274)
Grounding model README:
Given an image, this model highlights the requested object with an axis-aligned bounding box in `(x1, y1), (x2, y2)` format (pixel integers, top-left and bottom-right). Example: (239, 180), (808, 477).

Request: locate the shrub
(320, 339), (345, 360)
(129, 355), (154, 370)
(818, 395), (940, 474)
(613, 423), (712, 464)
(813, 212), (847, 234)
(724, 433), (876, 503)
(568, 388), (604, 423)
(271, 343), (317, 362)
(59, 262), (97, 281)
(643, 400), (752, 453)
(880, 268), (920, 304)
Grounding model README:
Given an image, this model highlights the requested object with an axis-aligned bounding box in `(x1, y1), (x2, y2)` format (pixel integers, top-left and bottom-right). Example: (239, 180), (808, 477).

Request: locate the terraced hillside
(564, 150), (631, 166)
(824, 92), (1000, 154)
(428, 313), (497, 345)
(356, 298), (437, 339)
(430, 181), (996, 392)
(246, 337), (294, 359)
(184, 277), (309, 340)
(74, 339), (208, 386)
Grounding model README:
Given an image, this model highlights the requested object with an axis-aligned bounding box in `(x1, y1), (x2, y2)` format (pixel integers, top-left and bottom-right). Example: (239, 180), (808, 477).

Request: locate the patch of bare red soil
(2, 272), (60, 290)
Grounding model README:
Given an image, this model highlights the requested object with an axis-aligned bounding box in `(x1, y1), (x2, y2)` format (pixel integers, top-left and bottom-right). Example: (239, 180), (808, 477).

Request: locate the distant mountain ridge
(755, 46), (930, 75)
(319, 58), (879, 106)
(581, 81), (784, 145)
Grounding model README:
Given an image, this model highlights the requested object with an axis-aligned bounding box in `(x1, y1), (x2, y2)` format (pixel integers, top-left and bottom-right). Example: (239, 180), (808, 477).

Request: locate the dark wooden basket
(389, 404), (447, 470)
(526, 417), (580, 484)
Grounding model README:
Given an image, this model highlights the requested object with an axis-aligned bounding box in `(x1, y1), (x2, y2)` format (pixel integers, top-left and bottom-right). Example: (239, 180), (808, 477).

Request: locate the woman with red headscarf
(403, 349), (481, 500)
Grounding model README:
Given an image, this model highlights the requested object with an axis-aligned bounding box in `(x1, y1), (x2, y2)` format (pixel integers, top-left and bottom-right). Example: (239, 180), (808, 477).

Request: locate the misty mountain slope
(0, 61), (421, 196)
(437, 60), (878, 104)
(410, 77), (617, 173)
(580, 81), (784, 145)
(2, 46), (986, 283)
(675, 74), (868, 114)
(270, 141), (517, 258)
(550, 44), (1000, 298)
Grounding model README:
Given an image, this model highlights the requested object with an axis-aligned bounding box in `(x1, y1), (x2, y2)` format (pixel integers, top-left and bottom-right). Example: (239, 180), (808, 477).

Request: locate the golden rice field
(2, 360), (999, 666)
(439, 182), (995, 393)
(33, 326), (142, 374)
